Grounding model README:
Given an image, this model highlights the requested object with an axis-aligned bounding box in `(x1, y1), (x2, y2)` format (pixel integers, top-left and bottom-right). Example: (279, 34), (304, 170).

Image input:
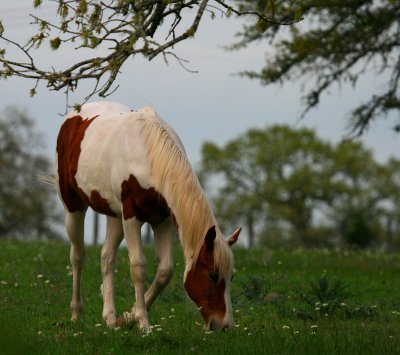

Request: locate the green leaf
(77, 0), (88, 15)
(91, 59), (101, 68)
(0, 20), (4, 36)
(57, 3), (69, 19)
(33, 0), (43, 8)
(29, 88), (37, 97)
(90, 36), (100, 48)
(73, 103), (82, 112)
(50, 37), (61, 50)
(256, 0), (277, 33)
(256, 19), (268, 33)
(263, 0), (276, 18)
(294, 8), (303, 22)
(60, 21), (68, 32)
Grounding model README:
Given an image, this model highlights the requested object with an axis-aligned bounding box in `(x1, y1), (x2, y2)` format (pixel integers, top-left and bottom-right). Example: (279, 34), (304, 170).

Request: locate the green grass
(1, 240), (400, 354)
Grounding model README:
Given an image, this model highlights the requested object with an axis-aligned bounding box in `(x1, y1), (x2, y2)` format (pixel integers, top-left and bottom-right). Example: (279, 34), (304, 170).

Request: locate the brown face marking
(184, 233), (227, 325)
(120, 174), (170, 225)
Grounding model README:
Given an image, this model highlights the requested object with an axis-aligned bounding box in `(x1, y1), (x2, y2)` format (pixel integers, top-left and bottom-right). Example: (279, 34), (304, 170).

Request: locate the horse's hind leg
(144, 218), (175, 310)
(65, 209), (87, 322)
(101, 216), (123, 327)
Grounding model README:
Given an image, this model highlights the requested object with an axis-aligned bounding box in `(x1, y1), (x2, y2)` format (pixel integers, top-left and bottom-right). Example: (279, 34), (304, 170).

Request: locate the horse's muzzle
(208, 318), (233, 331)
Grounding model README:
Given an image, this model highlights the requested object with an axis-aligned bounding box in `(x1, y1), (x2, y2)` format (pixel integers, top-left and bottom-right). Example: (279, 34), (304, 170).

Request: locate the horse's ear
(226, 227), (241, 247)
(205, 226), (216, 251)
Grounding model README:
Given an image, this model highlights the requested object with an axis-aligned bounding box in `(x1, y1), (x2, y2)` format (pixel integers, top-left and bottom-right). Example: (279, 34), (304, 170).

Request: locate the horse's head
(184, 226), (241, 331)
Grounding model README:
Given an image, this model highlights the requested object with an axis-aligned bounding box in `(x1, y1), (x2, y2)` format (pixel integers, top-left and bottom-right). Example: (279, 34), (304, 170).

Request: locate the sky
(1, 2), (399, 243)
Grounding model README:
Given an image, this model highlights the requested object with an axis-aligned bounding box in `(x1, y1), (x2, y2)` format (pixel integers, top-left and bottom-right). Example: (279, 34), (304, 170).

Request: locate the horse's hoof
(116, 312), (134, 327)
(138, 321), (151, 333)
(103, 313), (116, 328)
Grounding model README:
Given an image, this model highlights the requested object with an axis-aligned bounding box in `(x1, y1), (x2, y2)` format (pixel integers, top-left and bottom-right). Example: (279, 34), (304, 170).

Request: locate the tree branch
(0, 0), (299, 106)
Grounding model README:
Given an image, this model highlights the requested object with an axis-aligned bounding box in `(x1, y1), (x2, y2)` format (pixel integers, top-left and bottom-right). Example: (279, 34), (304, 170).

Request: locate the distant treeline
(199, 125), (400, 250)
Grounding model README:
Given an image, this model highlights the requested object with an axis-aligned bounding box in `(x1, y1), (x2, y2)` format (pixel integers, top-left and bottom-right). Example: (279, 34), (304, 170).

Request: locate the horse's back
(68, 101), (131, 120)
(56, 101), (161, 218)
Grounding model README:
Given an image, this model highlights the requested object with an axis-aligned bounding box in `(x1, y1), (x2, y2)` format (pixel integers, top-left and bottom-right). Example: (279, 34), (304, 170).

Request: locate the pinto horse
(56, 101), (241, 331)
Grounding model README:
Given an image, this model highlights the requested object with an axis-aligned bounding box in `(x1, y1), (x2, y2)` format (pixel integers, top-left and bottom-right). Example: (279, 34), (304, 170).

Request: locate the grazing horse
(56, 101), (241, 331)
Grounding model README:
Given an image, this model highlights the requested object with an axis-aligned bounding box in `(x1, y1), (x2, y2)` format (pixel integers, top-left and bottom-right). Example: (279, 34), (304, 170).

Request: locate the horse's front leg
(101, 216), (123, 327)
(144, 218), (175, 310)
(118, 217), (149, 331)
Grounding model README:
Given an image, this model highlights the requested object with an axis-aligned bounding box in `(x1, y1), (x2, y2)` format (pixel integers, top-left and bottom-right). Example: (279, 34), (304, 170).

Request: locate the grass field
(1, 240), (400, 354)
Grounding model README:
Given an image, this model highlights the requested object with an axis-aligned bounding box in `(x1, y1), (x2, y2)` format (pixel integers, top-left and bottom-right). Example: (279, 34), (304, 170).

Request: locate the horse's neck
(165, 177), (217, 267)
(140, 116), (217, 269)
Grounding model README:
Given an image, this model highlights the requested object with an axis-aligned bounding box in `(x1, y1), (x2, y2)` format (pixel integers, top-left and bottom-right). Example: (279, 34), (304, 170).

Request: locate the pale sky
(1, 2), (399, 243)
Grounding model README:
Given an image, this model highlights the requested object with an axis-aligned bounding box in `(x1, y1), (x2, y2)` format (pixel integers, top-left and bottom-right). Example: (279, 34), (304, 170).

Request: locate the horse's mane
(138, 108), (233, 278)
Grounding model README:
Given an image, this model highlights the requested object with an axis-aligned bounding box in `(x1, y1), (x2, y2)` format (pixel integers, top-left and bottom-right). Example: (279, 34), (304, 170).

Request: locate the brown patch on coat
(184, 241), (226, 325)
(120, 174), (170, 225)
(87, 190), (116, 216)
(57, 115), (116, 216)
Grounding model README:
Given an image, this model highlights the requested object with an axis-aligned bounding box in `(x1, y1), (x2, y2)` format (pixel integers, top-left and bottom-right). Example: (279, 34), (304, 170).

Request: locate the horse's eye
(209, 272), (218, 283)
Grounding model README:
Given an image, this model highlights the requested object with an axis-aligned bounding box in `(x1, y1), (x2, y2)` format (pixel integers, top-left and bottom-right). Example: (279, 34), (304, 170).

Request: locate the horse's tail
(35, 173), (57, 186)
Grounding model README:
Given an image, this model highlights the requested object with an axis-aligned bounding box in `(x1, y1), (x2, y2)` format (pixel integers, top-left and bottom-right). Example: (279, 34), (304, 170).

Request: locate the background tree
(0, 107), (62, 239)
(200, 124), (399, 248)
(232, 0), (400, 134)
(380, 157), (400, 251)
(201, 125), (334, 246)
(327, 140), (389, 248)
(0, 0), (297, 106)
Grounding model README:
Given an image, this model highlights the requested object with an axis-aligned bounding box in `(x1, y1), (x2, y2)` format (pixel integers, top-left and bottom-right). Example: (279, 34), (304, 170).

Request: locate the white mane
(138, 109), (233, 277)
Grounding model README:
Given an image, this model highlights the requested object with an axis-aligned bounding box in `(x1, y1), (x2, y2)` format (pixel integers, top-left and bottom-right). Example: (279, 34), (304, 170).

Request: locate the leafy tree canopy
(0, 0), (297, 108)
(1, 1), (398, 133)
(232, 0), (400, 134)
